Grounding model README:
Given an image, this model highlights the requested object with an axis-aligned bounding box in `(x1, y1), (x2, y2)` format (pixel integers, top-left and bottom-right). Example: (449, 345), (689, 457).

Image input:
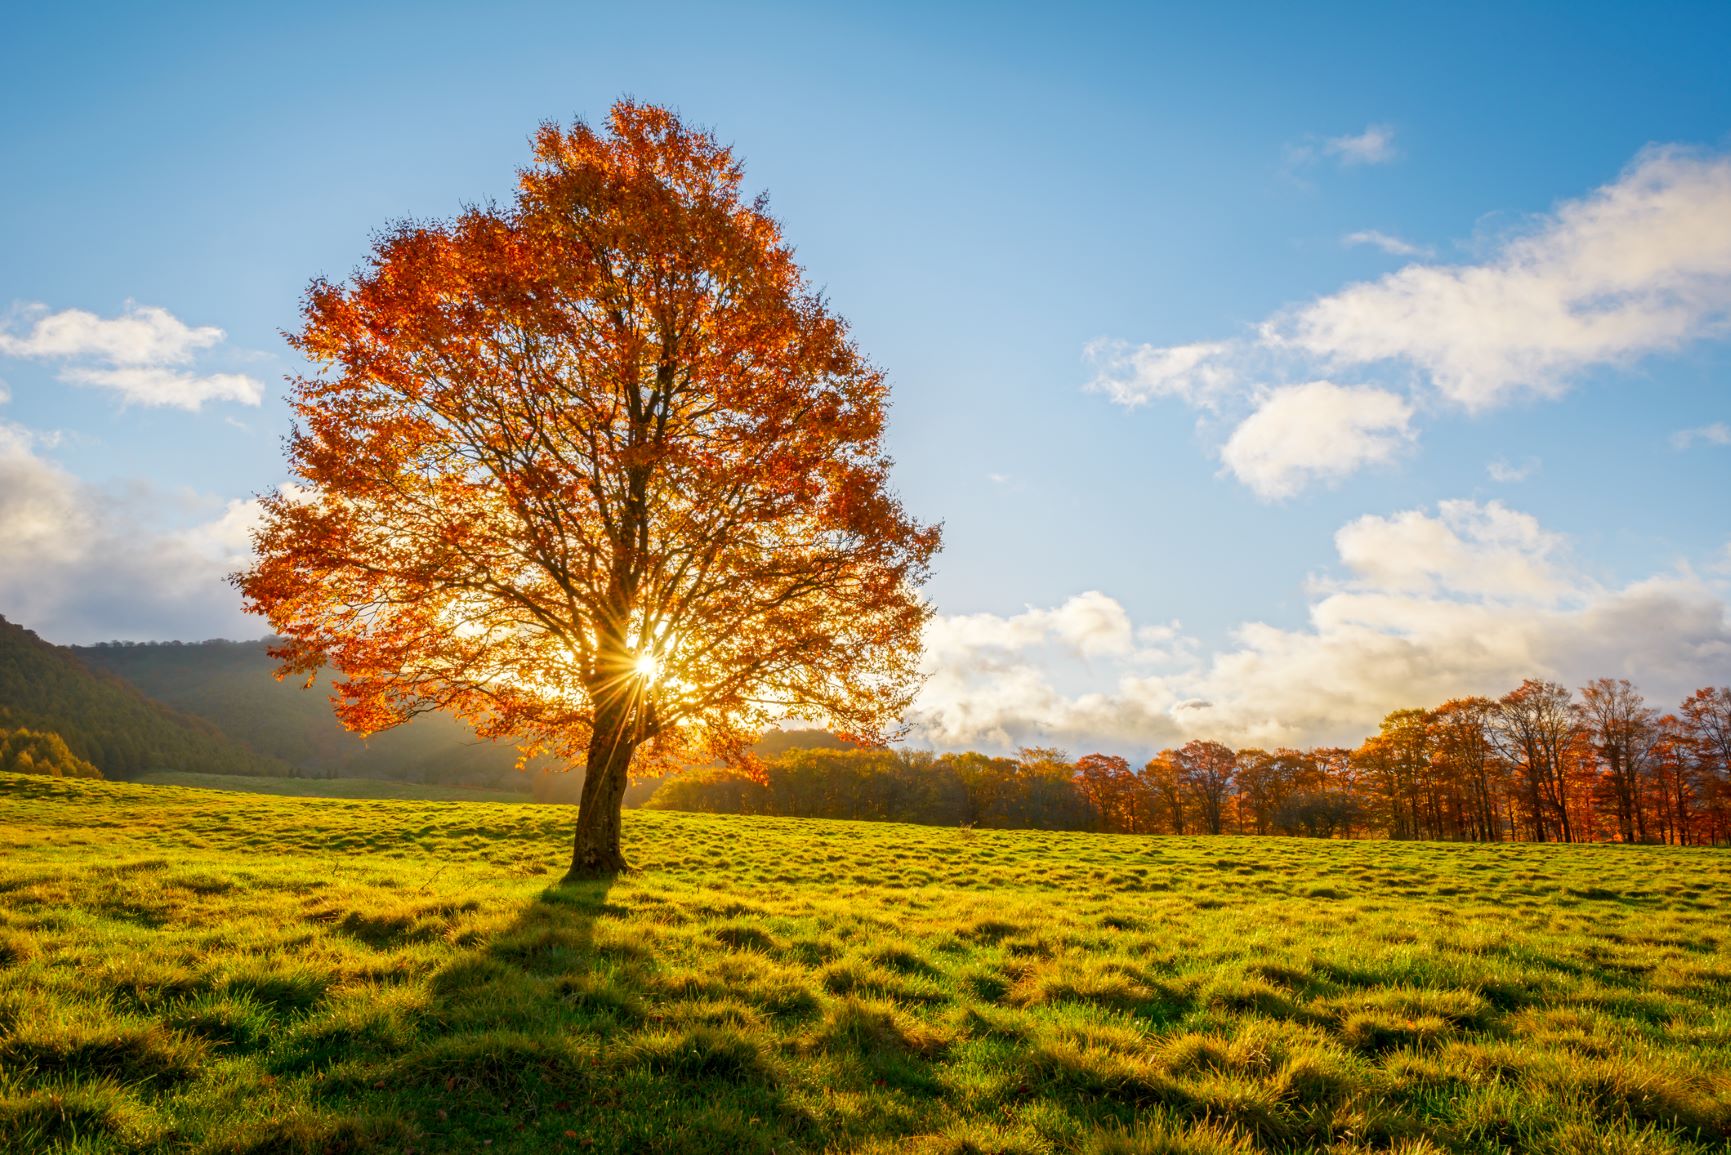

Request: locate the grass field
(1, 773), (1728, 1154)
(129, 772), (534, 804)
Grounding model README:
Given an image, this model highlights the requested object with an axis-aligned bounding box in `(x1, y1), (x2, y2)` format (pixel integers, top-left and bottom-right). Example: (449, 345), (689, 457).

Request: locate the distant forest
(75, 636), (547, 789)
(652, 679), (1731, 845)
(0, 617), (849, 798)
(0, 616), (287, 779)
(0, 725), (101, 779)
(4, 615), (1728, 843)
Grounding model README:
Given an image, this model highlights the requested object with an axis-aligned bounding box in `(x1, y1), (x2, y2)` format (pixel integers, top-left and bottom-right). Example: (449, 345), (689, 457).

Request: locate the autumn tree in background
(1428, 697), (1505, 841)
(1232, 748), (1276, 835)
(237, 102), (939, 878)
(1142, 750), (1187, 834)
(1493, 680), (1579, 842)
(1679, 687), (1731, 842)
(1580, 678), (1658, 843)
(1073, 753), (1136, 832)
(638, 679), (1729, 844)
(1361, 708), (1432, 840)
(1174, 739), (1235, 835)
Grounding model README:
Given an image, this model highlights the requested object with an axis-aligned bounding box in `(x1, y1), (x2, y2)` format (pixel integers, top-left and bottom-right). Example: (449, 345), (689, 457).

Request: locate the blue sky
(2, 1), (1728, 750)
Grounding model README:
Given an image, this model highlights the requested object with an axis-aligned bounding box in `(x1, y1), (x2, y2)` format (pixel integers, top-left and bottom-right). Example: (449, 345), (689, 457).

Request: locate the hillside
(3, 771), (1729, 1153)
(74, 638), (539, 788)
(0, 616), (287, 779)
(74, 638), (854, 794)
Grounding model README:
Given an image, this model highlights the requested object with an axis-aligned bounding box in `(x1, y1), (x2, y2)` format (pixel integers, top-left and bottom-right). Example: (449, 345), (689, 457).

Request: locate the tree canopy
(237, 101), (939, 876)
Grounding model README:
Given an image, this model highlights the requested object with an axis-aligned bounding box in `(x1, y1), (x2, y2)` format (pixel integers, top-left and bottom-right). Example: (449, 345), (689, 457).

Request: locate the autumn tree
(1371, 708), (1433, 839)
(237, 102), (940, 878)
(1429, 697), (1505, 841)
(1014, 747), (1093, 830)
(1649, 715), (1701, 845)
(1074, 752), (1137, 833)
(1142, 751), (1187, 834)
(1492, 680), (1579, 842)
(1579, 678), (1658, 843)
(941, 751), (1022, 827)
(1174, 739), (1236, 835)
(1678, 687), (1731, 843)
(1680, 688), (1731, 769)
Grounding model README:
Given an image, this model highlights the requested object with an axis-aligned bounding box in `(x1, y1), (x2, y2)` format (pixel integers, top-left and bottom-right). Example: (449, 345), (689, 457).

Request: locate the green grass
(1, 772), (1728, 1154)
(129, 771), (534, 804)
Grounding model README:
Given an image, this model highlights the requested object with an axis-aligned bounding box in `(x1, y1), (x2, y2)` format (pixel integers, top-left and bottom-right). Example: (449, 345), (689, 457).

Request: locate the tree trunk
(564, 706), (638, 881)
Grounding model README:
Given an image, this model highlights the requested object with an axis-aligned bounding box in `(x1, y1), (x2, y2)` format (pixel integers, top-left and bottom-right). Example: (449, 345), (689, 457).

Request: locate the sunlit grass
(2, 771), (1728, 1153)
(131, 770), (534, 803)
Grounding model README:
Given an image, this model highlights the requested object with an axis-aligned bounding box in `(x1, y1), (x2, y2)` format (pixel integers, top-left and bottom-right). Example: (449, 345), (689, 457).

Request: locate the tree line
(647, 679), (1731, 844)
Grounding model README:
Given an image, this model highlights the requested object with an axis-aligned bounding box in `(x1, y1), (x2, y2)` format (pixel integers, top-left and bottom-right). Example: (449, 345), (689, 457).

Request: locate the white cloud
(0, 302), (263, 410)
(0, 303), (222, 364)
(1083, 338), (1236, 408)
(1343, 229), (1432, 258)
(913, 499), (1731, 752)
(1325, 124), (1398, 166)
(1094, 145), (1731, 493)
(0, 423), (90, 569)
(174, 496), (265, 558)
(926, 591), (1136, 662)
(1487, 457), (1540, 482)
(1280, 147), (1731, 410)
(1671, 421), (1731, 449)
(61, 366), (263, 408)
(1329, 500), (1567, 601)
(917, 593), (1191, 750)
(1219, 381), (1413, 499)
(0, 420), (263, 642)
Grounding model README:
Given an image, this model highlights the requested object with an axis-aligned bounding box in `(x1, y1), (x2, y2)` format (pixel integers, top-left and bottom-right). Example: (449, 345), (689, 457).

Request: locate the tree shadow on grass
(318, 878), (824, 1155)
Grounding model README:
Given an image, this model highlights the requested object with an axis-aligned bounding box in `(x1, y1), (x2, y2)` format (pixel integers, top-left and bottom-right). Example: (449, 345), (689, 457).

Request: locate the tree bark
(564, 705), (638, 881)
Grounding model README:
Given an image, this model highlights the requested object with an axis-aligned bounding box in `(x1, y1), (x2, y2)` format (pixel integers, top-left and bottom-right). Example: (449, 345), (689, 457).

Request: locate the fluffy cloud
(927, 591), (1137, 662)
(0, 302), (263, 409)
(913, 499), (1731, 753)
(0, 421), (264, 641)
(60, 366), (263, 409)
(1278, 147), (1731, 410)
(1092, 145), (1731, 493)
(1219, 381), (1412, 499)
(0, 304), (222, 364)
(1329, 500), (1567, 601)
(1083, 338), (1236, 408)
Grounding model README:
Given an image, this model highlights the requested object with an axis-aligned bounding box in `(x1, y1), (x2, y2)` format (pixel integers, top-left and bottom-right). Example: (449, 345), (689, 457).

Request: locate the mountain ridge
(0, 615), (289, 778)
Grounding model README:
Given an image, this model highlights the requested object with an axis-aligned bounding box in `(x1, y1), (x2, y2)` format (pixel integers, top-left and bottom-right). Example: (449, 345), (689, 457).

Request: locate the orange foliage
(236, 102), (939, 874)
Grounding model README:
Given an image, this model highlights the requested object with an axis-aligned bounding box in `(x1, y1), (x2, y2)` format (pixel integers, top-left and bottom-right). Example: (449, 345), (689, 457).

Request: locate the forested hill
(73, 638), (538, 788)
(0, 616), (288, 779)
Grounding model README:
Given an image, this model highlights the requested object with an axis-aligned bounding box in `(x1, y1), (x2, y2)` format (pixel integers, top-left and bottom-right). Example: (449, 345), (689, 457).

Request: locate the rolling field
(128, 772), (534, 805)
(1, 773), (1728, 1154)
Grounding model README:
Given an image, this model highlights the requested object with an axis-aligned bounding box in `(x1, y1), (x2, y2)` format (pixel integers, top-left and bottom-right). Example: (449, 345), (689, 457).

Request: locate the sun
(634, 653), (660, 683)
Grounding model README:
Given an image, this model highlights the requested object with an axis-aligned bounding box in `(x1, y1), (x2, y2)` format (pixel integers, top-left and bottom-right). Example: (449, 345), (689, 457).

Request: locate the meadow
(130, 772), (534, 805)
(1, 773), (1728, 1154)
